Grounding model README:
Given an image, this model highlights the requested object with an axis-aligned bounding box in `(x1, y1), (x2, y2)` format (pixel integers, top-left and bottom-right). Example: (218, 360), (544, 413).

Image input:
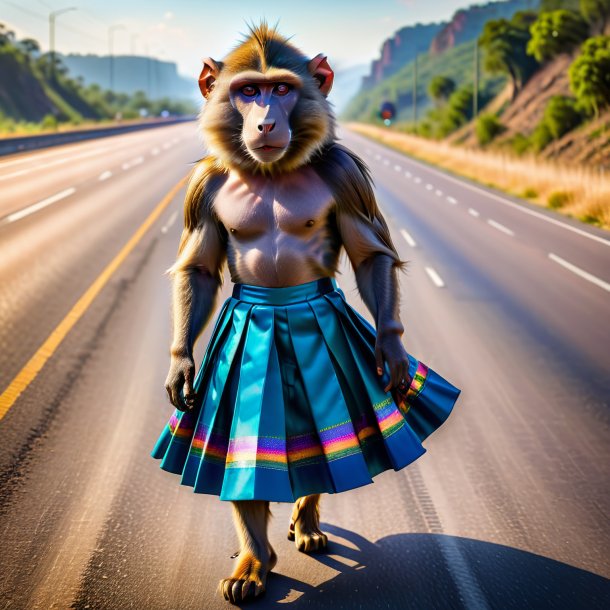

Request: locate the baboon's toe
(296, 530), (328, 553)
(220, 577), (264, 604)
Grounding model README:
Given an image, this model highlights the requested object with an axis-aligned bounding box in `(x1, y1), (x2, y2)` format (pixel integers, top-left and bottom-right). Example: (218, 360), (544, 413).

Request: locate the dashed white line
(414, 177), (422, 184)
(365, 148), (372, 155)
(487, 219), (514, 236)
(0, 146), (112, 182)
(435, 189), (443, 196)
(98, 170), (113, 181)
(400, 228), (417, 248)
(161, 210), (179, 234)
(548, 253), (610, 292)
(394, 165), (402, 172)
(356, 137), (609, 247)
(468, 208), (480, 218)
(375, 154), (381, 161)
(425, 266), (445, 288)
(3, 187), (76, 224)
(405, 171), (412, 178)
(122, 156), (144, 170)
(162, 142), (172, 150)
(425, 183), (434, 191)
(383, 159), (390, 166)
(447, 196), (458, 205)
(151, 147), (160, 155)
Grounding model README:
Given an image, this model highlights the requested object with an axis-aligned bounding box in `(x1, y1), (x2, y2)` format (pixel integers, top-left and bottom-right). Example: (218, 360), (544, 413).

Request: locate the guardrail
(0, 116), (196, 157)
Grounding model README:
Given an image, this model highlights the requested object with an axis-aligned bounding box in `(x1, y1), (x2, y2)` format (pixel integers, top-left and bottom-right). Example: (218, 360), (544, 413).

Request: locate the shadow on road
(250, 524), (609, 610)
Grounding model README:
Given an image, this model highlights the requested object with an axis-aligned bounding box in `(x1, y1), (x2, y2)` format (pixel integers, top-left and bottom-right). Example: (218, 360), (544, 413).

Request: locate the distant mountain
(362, 23), (444, 88)
(360, 0), (539, 92)
(430, 0), (539, 55)
(60, 54), (198, 101)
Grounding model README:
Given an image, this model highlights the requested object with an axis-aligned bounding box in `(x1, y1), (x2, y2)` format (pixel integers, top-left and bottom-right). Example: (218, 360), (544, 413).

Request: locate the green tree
(580, 0), (610, 34)
(569, 35), (610, 116)
(428, 75), (456, 105)
(527, 10), (590, 61)
(479, 11), (539, 100)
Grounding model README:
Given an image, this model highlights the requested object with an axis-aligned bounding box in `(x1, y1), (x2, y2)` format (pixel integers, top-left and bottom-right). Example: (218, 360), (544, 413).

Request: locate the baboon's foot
(219, 546), (277, 604)
(288, 497), (328, 553)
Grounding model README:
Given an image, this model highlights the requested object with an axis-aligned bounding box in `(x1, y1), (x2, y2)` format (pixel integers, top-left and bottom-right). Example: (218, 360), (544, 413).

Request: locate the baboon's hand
(375, 332), (411, 395)
(165, 355), (196, 411)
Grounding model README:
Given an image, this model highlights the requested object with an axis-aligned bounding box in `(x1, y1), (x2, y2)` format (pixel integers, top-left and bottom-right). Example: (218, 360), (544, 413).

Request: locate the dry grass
(347, 122), (610, 230)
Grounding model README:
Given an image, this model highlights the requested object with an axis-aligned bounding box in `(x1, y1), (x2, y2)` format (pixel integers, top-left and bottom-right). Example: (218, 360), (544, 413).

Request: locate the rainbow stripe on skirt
(151, 277), (461, 502)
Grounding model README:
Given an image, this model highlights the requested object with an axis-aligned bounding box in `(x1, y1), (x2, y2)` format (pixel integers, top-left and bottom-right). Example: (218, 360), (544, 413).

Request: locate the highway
(0, 122), (608, 609)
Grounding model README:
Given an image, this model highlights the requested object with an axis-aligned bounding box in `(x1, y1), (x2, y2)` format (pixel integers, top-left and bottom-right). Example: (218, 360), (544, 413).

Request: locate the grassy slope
(342, 39), (507, 124)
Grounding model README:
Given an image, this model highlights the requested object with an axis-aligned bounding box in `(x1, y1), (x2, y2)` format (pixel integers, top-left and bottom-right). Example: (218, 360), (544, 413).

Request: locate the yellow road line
(0, 175), (188, 420)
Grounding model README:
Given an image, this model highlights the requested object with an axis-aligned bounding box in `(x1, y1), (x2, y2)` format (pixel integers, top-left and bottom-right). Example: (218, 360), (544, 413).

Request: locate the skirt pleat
(151, 277), (461, 502)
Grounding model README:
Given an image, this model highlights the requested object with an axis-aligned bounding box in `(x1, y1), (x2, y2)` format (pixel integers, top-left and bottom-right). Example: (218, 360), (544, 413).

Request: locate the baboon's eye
(274, 83), (291, 96)
(241, 85), (258, 97)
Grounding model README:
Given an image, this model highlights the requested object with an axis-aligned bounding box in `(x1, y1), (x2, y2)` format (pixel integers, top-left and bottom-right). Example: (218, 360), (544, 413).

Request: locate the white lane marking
(548, 253), (610, 292)
(161, 210), (179, 234)
(383, 159), (390, 166)
(375, 153), (381, 160)
(0, 146), (112, 182)
(414, 177), (422, 184)
(405, 171), (412, 178)
(365, 148), (372, 155)
(352, 137), (610, 247)
(162, 142), (171, 150)
(447, 196), (458, 205)
(151, 147), (160, 155)
(122, 156), (144, 170)
(425, 183), (434, 191)
(394, 164), (402, 172)
(468, 208), (480, 218)
(98, 170), (112, 181)
(3, 187), (76, 224)
(425, 266), (445, 287)
(487, 219), (514, 236)
(400, 228), (417, 247)
(435, 189), (443, 196)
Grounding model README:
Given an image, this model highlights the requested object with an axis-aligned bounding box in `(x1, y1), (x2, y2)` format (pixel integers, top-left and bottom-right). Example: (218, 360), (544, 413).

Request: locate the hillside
(360, 0), (538, 89)
(0, 26), (197, 133)
(342, 39), (507, 123)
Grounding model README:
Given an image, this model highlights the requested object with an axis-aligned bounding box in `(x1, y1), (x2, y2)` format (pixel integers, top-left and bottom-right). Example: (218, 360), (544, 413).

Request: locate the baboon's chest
(214, 167), (335, 240)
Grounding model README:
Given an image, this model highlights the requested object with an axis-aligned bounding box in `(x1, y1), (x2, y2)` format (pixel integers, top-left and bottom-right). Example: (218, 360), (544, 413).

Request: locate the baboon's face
(228, 72), (302, 164)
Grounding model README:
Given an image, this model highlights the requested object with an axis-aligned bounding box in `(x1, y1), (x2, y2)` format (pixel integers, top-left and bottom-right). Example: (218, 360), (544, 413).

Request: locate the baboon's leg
(288, 494), (328, 552)
(219, 501), (277, 604)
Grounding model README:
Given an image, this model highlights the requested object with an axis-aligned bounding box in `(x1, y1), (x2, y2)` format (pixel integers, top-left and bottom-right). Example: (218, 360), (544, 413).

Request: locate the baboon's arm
(165, 213), (227, 409)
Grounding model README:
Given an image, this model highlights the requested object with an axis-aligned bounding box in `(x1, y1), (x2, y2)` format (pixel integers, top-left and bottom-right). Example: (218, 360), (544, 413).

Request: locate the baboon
(152, 22), (460, 605)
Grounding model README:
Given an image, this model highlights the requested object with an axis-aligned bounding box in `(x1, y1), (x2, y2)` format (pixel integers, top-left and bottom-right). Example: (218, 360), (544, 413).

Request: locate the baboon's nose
(258, 120), (275, 134)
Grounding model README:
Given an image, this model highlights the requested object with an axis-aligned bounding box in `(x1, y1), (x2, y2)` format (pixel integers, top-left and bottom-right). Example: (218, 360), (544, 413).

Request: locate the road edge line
(0, 174), (188, 420)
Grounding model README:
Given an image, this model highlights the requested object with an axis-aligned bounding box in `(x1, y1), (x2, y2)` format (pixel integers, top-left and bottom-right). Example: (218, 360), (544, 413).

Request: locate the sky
(2, 0), (475, 77)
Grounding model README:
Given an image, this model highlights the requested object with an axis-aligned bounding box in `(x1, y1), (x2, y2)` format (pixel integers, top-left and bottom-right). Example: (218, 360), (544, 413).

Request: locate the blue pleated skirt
(151, 277), (461, 502)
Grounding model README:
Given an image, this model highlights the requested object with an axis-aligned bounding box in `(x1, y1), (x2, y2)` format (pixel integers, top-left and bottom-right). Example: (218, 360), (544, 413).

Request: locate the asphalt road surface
(0, 123), (608, 610)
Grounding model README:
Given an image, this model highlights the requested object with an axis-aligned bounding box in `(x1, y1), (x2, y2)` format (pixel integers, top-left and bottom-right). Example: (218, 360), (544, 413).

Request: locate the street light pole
(48, 7), (76, 81)
(108, 24), (126, 91)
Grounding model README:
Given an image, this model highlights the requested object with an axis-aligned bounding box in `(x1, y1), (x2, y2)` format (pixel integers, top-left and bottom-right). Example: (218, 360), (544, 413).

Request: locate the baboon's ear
(308, 53), (334, 96)
(198, 58), (223, 99)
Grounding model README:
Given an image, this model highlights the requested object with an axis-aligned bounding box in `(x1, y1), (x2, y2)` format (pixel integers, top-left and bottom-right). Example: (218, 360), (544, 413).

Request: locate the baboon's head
(197, 22), (336, 175)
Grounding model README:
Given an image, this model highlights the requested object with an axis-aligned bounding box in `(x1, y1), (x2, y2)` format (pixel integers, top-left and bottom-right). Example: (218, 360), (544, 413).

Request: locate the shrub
(41, 114), (58, 130)
(510, 132), (531, 155)
(543, 95), (583, 139)
(531, 121), (554, 151)
(547, 191), (574, 208)
(522, 187), (538, 198)
(476, 113), (505, 145)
